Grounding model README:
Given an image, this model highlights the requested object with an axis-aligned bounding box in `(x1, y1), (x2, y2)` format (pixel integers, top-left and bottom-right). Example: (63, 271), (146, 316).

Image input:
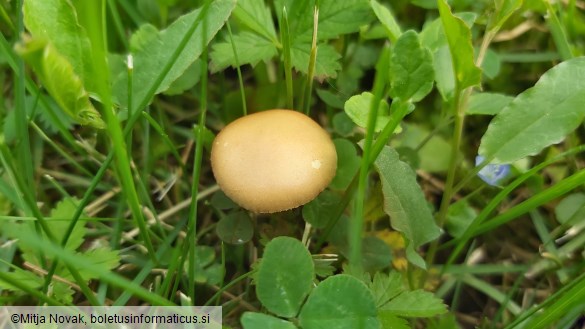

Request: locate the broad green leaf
(303, 190), (342, 228)
(479, 57), (585, 164)
(216, 211), (254, 245)
(432, 45), (455, 100)
(256, 237), (314, 318)
(378, 313), (410, 329)
(23, 0), (95, 92)
(210, 31), (278, 72)
(361, 236), (392, 272)
(437, 0), (482, 90)
(380, 290), (448, 317)
(241, 312), (298, 329)
(113, 0), (236, 108)
(373, 146), (441, 268)
(78, 247), (120, 281)
(164, 59), (201, 95)
(299, 275), (379, 329)
(233, 0), (277, 42)
(290, 42), (341, 80)
(389, 30), (434, 102)
(489, 0), (523, 33)
(332, 112), (356, 137)
(344, 92), (391, 132)
(330, 139), (361, 190)
(316, 89), (345, 109)
(16, 37), (105, 128)
(467, 92), (513, 115)
(275, 0), (373, 43)
(370, 0), (401, 42)
(369, 271), (404, 308)
(555, 193), (585, 224)
(446, 199), (477, 238)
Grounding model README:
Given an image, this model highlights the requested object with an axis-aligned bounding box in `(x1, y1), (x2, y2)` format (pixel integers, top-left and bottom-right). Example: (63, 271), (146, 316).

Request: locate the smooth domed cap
(211, 109), (337, 213)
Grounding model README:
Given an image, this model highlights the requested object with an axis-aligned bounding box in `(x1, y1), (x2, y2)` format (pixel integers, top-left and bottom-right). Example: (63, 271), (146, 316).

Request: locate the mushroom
(211, 109), (337, 213)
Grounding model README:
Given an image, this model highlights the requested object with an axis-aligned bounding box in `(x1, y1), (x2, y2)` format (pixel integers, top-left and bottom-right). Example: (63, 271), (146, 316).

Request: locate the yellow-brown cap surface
(211, 109), (337, 213)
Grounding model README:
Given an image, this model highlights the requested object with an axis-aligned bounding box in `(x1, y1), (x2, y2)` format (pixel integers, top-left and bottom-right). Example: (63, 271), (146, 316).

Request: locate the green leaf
(0, 268), (42, 291)
(15, 37), (105, 128)
(275, 0), (373, 43)
(380, 290), (448, 317)
(210, 31), (278, 72)
(23, 0), (95, 92)
(555, 193), (585, 224)
(373, 146), (441, 268)
(233, 0), (277, 42)
(164, 59), (201, 95)
(389, 30), (434, 102)
(241, 312), (298, 329)
(290, 42), (341, 80)
(489, 0), (523, 33)
(49, 198), (87, 252)
(369, 271), (404, 308)
(303, 190), (342, 228)
(466, 92), (514, 115)
(330, 139), (361, 190)
(299, 275), (379, 329)
(446, 199), (477, 238)
(256, 237), (314, 318)
(361, 236), (392, 272)
(369, 0), (402, 42)
(344, 92), (391, 132)
(78, 247), (120, 281)
(113, 0), (236, 108)
(216, 211), (254, 245)
(437, 0), (482, 90)
(479, 57), (585, 164)
(378, 313), (410, 329)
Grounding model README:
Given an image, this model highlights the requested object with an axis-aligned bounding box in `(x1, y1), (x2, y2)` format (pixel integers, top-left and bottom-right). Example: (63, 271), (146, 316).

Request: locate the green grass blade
(226, 20), (247, 116)
(280, 6), (293, 110)
(302, 5), (319, 115)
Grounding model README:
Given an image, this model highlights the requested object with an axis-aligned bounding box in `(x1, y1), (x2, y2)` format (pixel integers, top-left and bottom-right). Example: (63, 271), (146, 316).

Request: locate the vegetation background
(0, 0), (584, 328)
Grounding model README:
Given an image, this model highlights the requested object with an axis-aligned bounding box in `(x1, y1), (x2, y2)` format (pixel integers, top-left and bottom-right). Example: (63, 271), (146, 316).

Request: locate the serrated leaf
(256, 237), (314, 318)
(369, 271), (404, 308)
(23, 0), (95, 92)
(344, 92), (391, 132)
(299, 275), (379, 329)
(373, 146), (441, 268)
(241, 312), (298, 329)
(78, 247), (120, 281)
(370, 0), (401, 42)
(233, 0), (277, 42)
(0, 268), (42, 291)
(467, 92), (513, 115)
(380, 290), (448, 317)
(49, 198), (87, 252)
(113, 0), (236, 109)
(210, 31), (278, 72)
(389, 30), (434, 102)
(275, 0), (373, 43)
(378, 313), (410, 329)
(291, 42), (341, 80)
(479, 57), (585, 164)
(437, 0), (482, 90)
(16, 37), (104, 128)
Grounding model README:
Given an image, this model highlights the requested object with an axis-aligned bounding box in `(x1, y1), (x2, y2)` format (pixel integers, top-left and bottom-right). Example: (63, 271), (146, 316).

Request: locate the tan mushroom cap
(211, 109), (337, 213)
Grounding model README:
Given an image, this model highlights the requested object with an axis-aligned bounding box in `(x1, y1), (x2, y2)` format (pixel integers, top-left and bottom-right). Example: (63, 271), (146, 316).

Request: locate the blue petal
(475, 155), (510, 186)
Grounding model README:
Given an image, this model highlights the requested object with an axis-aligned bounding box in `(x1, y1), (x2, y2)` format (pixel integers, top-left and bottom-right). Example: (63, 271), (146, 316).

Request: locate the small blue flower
(475, 155), (510, 186)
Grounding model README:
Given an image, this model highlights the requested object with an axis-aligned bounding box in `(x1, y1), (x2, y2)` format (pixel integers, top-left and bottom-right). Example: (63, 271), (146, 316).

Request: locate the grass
(1, 0), (585, 328)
